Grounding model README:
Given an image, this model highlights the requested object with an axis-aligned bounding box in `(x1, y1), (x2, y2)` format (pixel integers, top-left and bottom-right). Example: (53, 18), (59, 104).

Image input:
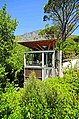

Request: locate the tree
(0, 3), (18, 91)
(63, 38), (78, 59)
(43, 0), (79, 43)
(6, 41), (28, 87)
(39, 24), (61, 39)
(0, 3), (18, 65)
(43, 0), (79, 76)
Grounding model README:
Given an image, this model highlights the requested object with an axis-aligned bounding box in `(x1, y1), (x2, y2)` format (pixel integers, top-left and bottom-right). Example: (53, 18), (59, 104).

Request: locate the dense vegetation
(0, 3), (17, 92)
(0, 69), (79, 119)
(0, 4), (28, 90)
(0, 2), (79, 119)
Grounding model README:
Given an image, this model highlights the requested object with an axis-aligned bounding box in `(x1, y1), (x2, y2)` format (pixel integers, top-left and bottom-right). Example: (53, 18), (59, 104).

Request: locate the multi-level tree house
(19, 39), (62, 82)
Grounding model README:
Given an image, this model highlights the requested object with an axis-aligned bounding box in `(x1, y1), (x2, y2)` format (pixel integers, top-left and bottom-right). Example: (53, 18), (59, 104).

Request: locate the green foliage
(21, 70), (79, 119)
(74, 36), (79, 43)
(0, 3), (18, 90)
(0, 69), (79, 118)
(39, 25), (61, 39)
(44, 69), (79, 118)
(44, 0), (79, 42)
(22, 72), (50, 119)
(0, 3), (26, 89)
(0, 3), (79, 119)
(55, 38), (79, 58)
(0, 64), (6, 92)
(0, 64), (5, 82)
(0, 85), (23, 119)
(5, 41), (28, 87)
(0, 3), (18, 65)
(6, 42), (27, 71)
(63, 39), (79, 58)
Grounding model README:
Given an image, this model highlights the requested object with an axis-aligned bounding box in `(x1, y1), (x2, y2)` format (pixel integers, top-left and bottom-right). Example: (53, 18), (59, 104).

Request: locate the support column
(24, 52), (26, 85)
(46, 53), (48, 75)
(46, 53), (48, 67)
(42, 52), (44, 80)
(52, 51), (55, 68)
(52, 51), (55, 77)
(59, 50), (63, 77)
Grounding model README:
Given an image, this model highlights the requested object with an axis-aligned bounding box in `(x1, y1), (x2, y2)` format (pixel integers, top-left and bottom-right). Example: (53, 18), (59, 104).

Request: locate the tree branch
(67, 25), (79, 37)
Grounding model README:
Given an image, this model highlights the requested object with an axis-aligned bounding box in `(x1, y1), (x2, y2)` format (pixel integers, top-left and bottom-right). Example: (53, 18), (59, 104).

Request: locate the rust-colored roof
(18, 39), (57, 50)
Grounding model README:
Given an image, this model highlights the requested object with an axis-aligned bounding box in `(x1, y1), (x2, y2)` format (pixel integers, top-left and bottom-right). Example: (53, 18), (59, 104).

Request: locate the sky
(0, 0), (79, 36)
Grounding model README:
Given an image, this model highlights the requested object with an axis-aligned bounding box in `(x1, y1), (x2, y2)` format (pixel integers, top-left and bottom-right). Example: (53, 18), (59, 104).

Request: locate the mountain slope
(16, 30), (78, 42)
(18, 30), (45, 41)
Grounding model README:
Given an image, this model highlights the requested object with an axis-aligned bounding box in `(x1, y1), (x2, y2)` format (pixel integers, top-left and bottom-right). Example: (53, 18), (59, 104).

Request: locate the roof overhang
(18, 39), (57, 50)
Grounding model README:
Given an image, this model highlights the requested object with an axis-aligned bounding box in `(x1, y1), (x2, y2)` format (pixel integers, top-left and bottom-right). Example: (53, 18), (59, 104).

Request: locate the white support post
(46, 53), (48, 75)
(59, 50), (63, 77)
(52, 51), (55, 77)
(42, 52), (44, 80)
(52, 51), (55, 68)
(24, 52), (26, 67)
(24, 52), (26, 85)
(46, 53), (48, 67)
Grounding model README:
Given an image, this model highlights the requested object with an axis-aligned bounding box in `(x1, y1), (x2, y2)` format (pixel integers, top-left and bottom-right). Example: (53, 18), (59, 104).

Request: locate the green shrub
(0, 69), (79, 119)
(44, 68), (79, 118)
(21, 72), (50, 119)
(21, 70), (79, 118)
(0, 85), (23, 119)
(0, 64), (6, 92)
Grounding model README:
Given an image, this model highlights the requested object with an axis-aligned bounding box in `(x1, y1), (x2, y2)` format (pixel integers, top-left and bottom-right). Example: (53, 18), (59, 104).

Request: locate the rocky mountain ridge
(17, 30), (78, 42)
(19, 30), (45, 41)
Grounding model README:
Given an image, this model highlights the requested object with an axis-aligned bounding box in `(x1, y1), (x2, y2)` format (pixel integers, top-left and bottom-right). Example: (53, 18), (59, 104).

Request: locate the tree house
(19, 39), (62, 81)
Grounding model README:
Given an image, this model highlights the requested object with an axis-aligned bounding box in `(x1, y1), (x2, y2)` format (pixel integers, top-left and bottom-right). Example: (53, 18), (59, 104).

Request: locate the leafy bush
(21, 70), (79, 119)
(63, 39), (79, 59)
(0, 69), (79, 119)
(44, 69), (79, 118)
(0, 64), (6, 92)
(21, 72), (50, 119)
(0, 85), (23, 119)
(5, 43), (25, 87)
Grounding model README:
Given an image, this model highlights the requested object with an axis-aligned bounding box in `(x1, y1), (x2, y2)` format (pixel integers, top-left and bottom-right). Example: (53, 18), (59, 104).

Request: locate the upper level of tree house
(18, 39), (62, 81)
